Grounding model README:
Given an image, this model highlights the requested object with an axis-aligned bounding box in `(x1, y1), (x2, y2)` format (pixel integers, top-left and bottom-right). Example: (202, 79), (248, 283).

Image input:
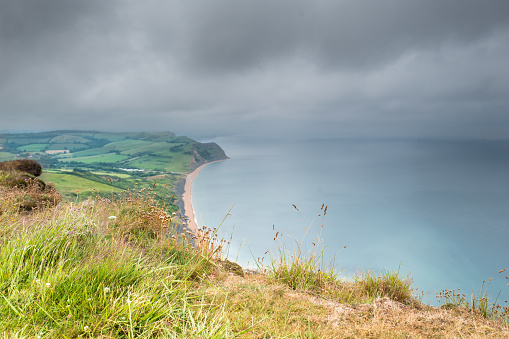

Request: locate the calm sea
(192, 136), (509, 304)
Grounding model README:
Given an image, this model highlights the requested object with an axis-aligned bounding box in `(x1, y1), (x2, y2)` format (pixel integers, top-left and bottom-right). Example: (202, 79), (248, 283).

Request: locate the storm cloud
(1, 0), (508, 139)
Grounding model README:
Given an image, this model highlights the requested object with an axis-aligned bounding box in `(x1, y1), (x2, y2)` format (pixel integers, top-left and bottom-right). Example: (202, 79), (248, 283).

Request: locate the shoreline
(181, 160), (226, 234)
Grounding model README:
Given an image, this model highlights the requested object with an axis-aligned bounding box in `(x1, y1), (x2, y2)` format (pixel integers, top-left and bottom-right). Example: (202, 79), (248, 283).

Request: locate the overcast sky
(1, 0), (508, 139)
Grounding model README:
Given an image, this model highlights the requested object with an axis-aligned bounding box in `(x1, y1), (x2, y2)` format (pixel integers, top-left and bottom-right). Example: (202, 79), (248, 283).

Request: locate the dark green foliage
(85, 137), (111, 149)
(36, 154), (59, 168)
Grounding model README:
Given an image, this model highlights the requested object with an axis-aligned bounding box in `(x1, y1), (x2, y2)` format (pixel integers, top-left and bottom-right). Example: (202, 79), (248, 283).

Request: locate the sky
(1, 0), (508, 140)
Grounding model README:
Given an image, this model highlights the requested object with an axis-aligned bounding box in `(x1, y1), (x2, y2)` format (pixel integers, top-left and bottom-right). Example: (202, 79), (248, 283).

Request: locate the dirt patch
(289, 293), (509, 335)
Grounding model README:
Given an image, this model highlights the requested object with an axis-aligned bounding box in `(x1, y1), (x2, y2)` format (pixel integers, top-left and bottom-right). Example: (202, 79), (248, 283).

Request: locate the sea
(191, 135), (509, 305)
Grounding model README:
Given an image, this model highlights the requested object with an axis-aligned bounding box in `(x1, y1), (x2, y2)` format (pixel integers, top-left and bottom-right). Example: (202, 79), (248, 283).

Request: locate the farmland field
(65, 146), (114, 158)
(47, 143), (89, 151)
(91, 171), (131, 178)
(106, 139), (153, 151)
(120, 142), (179, 156)
(59, 154), (130, 164)
(40, 172), (124, 198)
(17, 143), (50, 152)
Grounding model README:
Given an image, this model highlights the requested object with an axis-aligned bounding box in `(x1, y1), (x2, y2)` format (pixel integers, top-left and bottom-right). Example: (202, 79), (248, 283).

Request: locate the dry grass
(0, 160), (60, 213)
(200, 273), (509, 338)
(437, 279), (509, 320)
(0, 182), (61, 213)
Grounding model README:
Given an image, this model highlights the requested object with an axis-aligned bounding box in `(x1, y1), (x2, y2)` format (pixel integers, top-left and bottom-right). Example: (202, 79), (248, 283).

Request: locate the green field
(123, 153), (193, 173)
(120, 141), (177, 156)
(17, 143), (50, 152)
(63, 146), (114, 158)
(40, 172), (124, 197)
(106, 139), (154, 151)
(47, 143), (89, 151)
(59, 153), (130, 164)
(91, 171), (131, 178)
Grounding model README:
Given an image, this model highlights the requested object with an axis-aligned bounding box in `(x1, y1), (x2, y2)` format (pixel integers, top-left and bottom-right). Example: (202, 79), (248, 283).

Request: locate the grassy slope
(17, 143), (50, 152)
(40, 172), (124, 196)
(0, 186), (507, 338)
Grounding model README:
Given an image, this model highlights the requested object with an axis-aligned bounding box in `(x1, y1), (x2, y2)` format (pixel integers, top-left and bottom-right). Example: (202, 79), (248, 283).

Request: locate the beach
(181, 160), (225, 234)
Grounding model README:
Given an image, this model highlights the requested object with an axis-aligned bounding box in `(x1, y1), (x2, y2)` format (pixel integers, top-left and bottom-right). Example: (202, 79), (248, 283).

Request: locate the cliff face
(188, 142), (229, 171)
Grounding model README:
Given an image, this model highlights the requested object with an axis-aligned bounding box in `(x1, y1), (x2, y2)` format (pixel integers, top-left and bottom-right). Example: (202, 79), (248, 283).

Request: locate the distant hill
(0, 131), (228, 210)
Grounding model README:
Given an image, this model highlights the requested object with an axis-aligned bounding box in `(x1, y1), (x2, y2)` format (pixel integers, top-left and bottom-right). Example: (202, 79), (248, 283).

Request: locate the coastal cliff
(173, 141), (228, 227)
(188, 141), (229, 172)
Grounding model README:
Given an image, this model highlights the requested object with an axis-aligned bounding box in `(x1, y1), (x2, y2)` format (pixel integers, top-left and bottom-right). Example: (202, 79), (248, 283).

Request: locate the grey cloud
(173, 0), (509, 72)
(0, 0), (508, 139)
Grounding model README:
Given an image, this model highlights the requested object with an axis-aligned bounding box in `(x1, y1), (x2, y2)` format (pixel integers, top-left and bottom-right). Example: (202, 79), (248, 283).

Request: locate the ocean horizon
(191, 135), (509, 304)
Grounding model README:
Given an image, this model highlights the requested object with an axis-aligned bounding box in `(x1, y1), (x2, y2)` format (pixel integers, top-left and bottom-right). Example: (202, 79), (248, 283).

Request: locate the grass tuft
(264, 204), (339, 292)
(437, 278), (509, 321)
(355, 268), (414, 303)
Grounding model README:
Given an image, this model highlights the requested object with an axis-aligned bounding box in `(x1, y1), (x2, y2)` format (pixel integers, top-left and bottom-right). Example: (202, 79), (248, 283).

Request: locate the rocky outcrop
(0, 159), (45, 189)
(0, 160), (61, 211)
(0, 159), (42, 177)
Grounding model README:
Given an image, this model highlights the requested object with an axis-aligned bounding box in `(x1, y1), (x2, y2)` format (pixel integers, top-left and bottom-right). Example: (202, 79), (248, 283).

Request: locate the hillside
(0, 131), (228, 213)
(0, 161), (508, 337)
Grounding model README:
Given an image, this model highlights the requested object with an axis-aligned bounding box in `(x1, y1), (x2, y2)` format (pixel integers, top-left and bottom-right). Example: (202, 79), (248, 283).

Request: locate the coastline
(181, 160), (226, 234)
